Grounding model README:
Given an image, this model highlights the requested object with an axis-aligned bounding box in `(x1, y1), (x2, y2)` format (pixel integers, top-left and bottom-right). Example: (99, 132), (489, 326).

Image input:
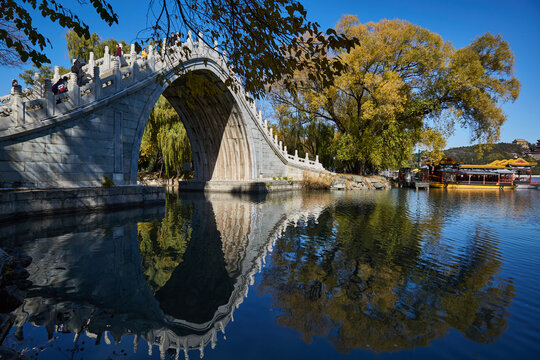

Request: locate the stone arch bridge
(0, 32), (324, 188)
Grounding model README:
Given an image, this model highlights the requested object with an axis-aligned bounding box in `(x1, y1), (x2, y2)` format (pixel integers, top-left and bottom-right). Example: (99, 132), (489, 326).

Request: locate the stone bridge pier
(0, 33), (326, 189)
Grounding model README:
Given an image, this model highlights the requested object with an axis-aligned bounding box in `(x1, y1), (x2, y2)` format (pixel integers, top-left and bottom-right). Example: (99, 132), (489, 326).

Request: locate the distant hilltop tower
(512, 138), (529, 150)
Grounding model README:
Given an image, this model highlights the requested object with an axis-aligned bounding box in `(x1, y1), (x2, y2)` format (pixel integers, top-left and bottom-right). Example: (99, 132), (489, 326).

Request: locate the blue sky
(1, 0), (538, 148)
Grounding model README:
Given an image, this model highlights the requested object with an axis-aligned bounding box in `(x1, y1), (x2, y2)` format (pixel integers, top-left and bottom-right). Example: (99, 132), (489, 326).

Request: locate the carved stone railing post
(104, 46), (110, 70)
(68, 73), (80, 107)
(129, 44), (138, 82)
(147, 44), (155, 72)
(294, 149), (298, 161)
(305, 153), (309, 162)
(284, 146), (287, 155)
(44, 78), (54, 116)
(212, 40), (219, 60)
(53, 66), (60, 82)
(112, 57), (121, 92)
(11, 81), (22, 96)
(34, 72), (42, 99)
(130, 44), (136, 66)
(198, 31), (206, 56)
(315, 155), (319, 164)
(89, 52), (95, 70)
(186, 31), (194, 54)
(132, 61), (139, 83)
(11, 80), (24, 125)
(93, 66), (101, 100)
(221, 49), (227, 68)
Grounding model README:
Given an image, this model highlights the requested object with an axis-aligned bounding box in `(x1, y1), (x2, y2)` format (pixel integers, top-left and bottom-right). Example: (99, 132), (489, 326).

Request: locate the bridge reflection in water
(0, 190), (521, 359)
(2, 191), (328, 359)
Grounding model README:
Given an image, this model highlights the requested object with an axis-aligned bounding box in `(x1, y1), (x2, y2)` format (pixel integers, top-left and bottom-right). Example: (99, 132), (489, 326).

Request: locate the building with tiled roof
(512, 139), (530, 150)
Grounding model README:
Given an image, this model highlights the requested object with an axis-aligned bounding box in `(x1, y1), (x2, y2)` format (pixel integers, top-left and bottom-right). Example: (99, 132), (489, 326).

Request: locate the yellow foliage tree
(270, 17), (520, 173)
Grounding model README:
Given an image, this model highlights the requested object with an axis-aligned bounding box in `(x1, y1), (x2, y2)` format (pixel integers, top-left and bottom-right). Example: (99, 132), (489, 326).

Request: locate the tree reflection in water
(138, 193), (235, 323)
(138, 196), (193, 293)
(259, 192), (515, 353)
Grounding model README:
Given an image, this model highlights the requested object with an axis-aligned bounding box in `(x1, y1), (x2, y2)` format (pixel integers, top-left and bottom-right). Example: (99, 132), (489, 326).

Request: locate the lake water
(1, 189), (539, 359)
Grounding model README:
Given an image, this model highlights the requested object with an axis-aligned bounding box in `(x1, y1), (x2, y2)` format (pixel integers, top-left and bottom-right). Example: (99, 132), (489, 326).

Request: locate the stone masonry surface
(0, 186), (164, 221)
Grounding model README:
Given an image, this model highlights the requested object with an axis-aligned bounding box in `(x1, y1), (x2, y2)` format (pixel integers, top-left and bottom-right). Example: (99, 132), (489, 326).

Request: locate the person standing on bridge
(71, 59), (85, 86)
(115, 43), (127, 67)
(114, 43), (122, 57)
(52, 76), (68, 95)
(167, 33), (176, 48)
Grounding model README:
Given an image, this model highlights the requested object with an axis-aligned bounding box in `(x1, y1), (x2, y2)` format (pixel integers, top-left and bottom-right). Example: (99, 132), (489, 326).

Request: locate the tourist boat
(509, 158), (540, 189)
(426, 157), (537, 189)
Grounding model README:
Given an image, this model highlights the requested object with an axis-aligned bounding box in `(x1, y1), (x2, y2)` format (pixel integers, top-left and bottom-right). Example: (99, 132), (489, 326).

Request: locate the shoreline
(0, 175), (391, 220)
(0, 185), (165, 222)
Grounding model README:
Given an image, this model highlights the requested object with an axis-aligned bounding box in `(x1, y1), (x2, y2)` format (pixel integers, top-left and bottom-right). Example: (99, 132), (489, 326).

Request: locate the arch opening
(137, 95), (194, 181)
(137, 69), (252, 183)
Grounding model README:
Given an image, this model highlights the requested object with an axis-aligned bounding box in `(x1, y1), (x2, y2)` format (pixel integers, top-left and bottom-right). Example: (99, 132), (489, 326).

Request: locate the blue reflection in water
(0, 189), (539, 359)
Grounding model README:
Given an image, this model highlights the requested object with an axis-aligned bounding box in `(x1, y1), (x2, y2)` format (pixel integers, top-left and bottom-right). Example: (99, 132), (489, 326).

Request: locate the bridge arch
(131, 64), (253, 182)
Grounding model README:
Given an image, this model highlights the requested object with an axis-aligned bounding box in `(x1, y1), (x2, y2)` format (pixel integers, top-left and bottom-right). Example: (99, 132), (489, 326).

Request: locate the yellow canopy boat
(427, 157), (537, 189)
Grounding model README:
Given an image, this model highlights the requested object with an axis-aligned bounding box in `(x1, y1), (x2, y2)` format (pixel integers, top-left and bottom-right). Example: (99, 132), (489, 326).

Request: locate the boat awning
(457, 171), (496, 175)
(461, 158), (536, 169)
(460, 164), (506, 169)
(458, 169), (514, 175)
(508, 158), (537, 167)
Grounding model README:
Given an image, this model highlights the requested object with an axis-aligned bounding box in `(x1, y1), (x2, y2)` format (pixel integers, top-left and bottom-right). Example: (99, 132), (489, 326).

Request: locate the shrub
(102, 175), (114, 187)
(302, 173), (333, 190)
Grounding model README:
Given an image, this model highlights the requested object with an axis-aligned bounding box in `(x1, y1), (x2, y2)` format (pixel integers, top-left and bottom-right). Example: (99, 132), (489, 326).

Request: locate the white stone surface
(0, 36), (326, 188)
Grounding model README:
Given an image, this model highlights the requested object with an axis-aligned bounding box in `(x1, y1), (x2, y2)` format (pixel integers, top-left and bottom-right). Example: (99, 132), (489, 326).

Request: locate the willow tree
(139, 96), (192, 178)
(138, 196), (192, 293)
(271, 103), (336, 167)
(270, 17), (520, 173)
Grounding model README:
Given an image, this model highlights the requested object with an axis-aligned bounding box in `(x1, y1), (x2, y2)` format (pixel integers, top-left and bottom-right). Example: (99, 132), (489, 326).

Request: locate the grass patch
(102, 175), (114, 187)
(302, 172), (333, 190)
